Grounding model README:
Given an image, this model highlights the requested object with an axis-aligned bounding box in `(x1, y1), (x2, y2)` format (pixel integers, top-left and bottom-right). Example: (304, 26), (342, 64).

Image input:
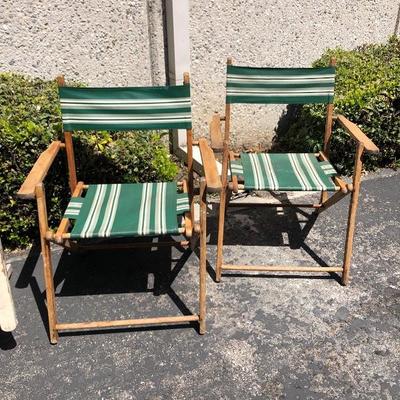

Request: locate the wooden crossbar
(222, 264), (343, 272)
(229, 183), (341, 192)
(227, 202), (322, 208)
(56, 314), (200, 331)
(75, 240), (190, 251)
(61, 226), (186, 240)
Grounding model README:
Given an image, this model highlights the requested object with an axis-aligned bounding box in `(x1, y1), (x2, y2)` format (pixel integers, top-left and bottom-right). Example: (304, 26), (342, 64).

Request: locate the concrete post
(165, 0), (191, 152)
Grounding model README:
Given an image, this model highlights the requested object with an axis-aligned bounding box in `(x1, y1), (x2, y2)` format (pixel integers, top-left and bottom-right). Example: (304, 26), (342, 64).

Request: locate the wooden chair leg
(216, 186), (228, 282)
(36, 184), (59, 344)
(199, 178), (207, 334)
(41, 240), (59, 344)
(342, 144), (364, 286)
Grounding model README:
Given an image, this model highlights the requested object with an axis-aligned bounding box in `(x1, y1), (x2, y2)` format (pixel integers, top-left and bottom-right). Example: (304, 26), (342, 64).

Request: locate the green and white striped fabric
(230, 153), (338, 191)
(63, 183), (190, 239)
(226, 65), (335, 104)
(59, 85), (192, 131)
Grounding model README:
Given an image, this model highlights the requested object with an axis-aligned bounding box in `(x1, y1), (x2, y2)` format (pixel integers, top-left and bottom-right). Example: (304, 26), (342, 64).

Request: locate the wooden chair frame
(199, 57), (379, 286)
(17, 73), (208, 344)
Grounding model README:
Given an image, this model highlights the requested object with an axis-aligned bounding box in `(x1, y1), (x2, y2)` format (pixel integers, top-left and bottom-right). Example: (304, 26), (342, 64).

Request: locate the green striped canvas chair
(17, 74), (208, 344)
(199, 57), (379, 285)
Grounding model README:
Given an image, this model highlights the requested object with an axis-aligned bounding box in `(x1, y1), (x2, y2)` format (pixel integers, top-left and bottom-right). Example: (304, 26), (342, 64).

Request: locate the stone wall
(0, 0), (398, 147)
(189, 0), (399, 148)
(0, 0), (166, 86)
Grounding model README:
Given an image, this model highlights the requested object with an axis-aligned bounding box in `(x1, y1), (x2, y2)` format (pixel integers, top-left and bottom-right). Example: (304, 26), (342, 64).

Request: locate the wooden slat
(56, 315), (199, 331)
(57, 75), (78, 193)
(199, 138), (222, 192)
(210, 112), (224, 151)
(17, 141), (63, 199)
(342, 143), (364, 285)
(229, 183), (336, 195)
(229, 151), (239, 192)
(323, 102), (334, 155)
(199, 178), (207, 334)
(64, 132), (78, 193)
(227, 202), (321, 208)
(76, 240), (190, 251)
(216, 57), (233, 281)
(62, 226), (186, 240)
(222, 264), (343, 272)
(323, 57), (336, 155)
(182, 179), (193, 238)
(321, 60), (336, 204)
(335, 115), (379, 153)
(35, 183), (59, 343)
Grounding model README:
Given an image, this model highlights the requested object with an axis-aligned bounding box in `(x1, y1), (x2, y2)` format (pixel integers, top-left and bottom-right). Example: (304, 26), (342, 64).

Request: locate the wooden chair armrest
(335, 115), (379, 154)
(209, 112), (224, 151)
(198, 138), (222, 193)
(17, 141), (64, 199)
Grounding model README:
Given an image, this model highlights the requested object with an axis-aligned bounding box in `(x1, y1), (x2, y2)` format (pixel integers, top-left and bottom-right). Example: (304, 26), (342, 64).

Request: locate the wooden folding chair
(17, 73), (208, 343)
(199, 58), (379, 285)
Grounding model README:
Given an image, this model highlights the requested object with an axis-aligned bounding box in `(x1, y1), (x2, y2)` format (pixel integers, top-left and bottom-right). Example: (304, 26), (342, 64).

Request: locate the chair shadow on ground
(0, 330), (17, 350)
(16, 236), (200, 341)
(207, 191), (341, 283)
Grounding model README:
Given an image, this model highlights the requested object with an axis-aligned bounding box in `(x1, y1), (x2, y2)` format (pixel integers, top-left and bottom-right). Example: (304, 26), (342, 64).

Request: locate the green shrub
(0, 73), (179, 249)
(273, 36), (400, 174)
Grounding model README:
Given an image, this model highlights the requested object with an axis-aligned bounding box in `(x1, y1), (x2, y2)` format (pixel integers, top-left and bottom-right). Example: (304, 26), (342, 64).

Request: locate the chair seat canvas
(64, 182), (190, 239)
(230, 153), (338, 191)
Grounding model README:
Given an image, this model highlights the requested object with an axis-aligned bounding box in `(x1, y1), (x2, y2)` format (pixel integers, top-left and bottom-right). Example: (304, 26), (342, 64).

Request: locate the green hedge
(274, 36), (400, 174)
(0, 73), (179, 249)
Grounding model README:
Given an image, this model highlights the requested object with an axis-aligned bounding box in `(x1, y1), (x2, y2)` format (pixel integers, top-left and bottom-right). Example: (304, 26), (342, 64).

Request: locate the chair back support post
(215, 57), (233, 280)
(323, 57), (336, 155)
(199, 177), (207, 334)
(221, 57), (233, 190)
(320, 57), (337, 203)
(183, 72), (194, 215)
(56, 75), (78, 194)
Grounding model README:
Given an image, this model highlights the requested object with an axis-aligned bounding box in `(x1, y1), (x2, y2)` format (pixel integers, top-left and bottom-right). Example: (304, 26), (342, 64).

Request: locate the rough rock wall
(0, 1), (398, 147)
(0, 0), (166, 86)
(189, 1), (399, 148)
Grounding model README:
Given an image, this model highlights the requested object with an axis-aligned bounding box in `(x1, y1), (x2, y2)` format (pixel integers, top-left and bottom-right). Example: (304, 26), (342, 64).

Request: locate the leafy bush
(274, 36), (400, 174)
(0, 73), (178, 249)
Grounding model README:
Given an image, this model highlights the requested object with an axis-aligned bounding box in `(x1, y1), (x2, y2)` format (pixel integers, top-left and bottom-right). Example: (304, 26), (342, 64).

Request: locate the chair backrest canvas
(59, 84), (192, 131)
(226, 65), (335, 105)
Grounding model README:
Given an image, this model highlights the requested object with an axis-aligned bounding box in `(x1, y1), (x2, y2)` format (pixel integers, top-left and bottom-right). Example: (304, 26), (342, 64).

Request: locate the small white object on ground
(0, 239), (18, 332)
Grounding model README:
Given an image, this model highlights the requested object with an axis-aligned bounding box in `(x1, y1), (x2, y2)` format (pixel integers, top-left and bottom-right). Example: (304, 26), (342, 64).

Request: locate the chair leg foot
(341, 274), (350, 286)
(199, 319), (206, 335)
(50, 330), (59, 344)
(215, 265), (222, 282)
